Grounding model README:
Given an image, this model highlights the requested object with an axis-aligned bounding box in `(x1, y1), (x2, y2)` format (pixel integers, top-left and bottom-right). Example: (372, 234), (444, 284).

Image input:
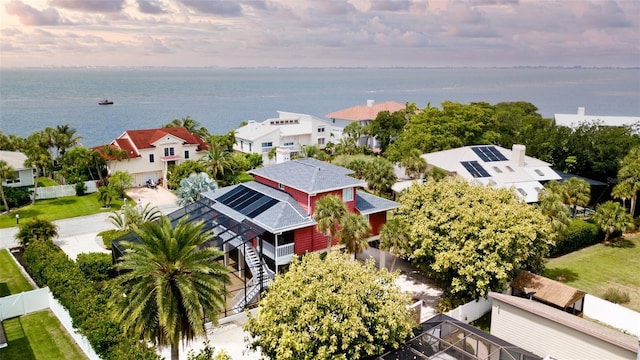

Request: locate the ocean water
(1, 67), (638, 147)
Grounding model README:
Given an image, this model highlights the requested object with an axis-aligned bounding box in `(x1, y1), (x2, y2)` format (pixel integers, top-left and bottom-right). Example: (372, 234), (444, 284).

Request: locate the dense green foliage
(23, 240), (158, 359)
(15, 218), (59, 247)
(98, 229), (129, 249)
(167, 160), (207, 189)
(394, 178), (554, 306)
(77, 252), (113, 282)
(591, 201), (635, 242)
(1, 186), (31, 210)
(244, 252), (414, 360)
(549, 219), (602, 257)
(111, 216), (230, 360)
(313, 195), (347, 251)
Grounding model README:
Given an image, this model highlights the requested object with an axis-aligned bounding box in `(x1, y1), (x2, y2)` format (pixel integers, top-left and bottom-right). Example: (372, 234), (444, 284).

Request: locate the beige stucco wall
(491, 300), (636, 360)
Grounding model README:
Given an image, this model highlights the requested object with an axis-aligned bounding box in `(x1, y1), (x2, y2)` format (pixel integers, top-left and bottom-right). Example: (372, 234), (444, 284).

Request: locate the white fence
(35, 180), (99, 200)
(446, 296), (493, 324)
(583, 294), (640, 336)
(0, 287), (100, 360)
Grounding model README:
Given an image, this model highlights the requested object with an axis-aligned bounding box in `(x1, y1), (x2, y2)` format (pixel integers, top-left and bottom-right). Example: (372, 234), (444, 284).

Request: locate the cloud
(136, 0), (166, 14)
(178, 0), (243, 16)
(370, 0), (413, 12)
(5, 0), (69, 26)
(49, 0), (126, 13)
(582, 1), (632, 28)
(137, 34), (173, 54)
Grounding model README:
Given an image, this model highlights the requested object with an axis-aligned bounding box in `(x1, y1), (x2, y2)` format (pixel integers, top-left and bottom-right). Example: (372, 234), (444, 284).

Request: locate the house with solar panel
(113, 157), (399, 315)
(422, 144), (561, 203)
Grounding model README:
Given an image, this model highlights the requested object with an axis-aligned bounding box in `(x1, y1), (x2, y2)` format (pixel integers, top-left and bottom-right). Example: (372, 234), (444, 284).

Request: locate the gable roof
(249, 158), (366, 194)
(422, 145), (561, 203)
(0, 150), (30, 170)
(125, 127), (208, 150)
(510, 271), (586, 309)
(201, 181), (315, 233)
(326, 100), (405, 121)
(489, 292), (638, 352)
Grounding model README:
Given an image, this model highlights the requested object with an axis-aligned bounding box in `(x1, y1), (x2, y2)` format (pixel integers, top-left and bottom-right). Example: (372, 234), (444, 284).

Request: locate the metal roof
(356, 190), (400, 215)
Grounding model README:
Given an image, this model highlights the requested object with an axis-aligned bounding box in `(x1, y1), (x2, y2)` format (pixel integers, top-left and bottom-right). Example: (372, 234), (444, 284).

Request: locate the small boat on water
(99, 99), (114, 105)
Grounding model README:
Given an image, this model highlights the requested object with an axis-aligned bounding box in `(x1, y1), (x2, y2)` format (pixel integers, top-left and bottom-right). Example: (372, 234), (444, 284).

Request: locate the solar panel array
(461, 161), (491, 178)
(472, 146), (508, 162)
(216, 186), (279, 218)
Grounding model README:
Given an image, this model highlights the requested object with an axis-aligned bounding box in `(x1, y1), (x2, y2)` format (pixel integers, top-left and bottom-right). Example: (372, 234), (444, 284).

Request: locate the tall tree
(111, 216), (230, 360)
(24, 138), (53, 204)
(611, 181), (634, 214)
(364, 157), (397, 197)
(379, 217), (411, 271)
(244, 251), (414, 360)
(108, 203), (162, 232)
(164, 116), (210, 139)
(313, 194), (347, 251)
(563, 177), (591, 218)
(101, 145), (128, 174)
(366, 109), (408, 153)
(200, 142), (232, 183)
(400, 149), (428, 179)
(0, 160), (15, 212)
(338, 213), (371, 260)
(395, 177), (553, 305)
(54, 124), (81, 158)
(617, 145), (640, 216)
(591, 201), (635, 243)
(537, 185), (571, 232)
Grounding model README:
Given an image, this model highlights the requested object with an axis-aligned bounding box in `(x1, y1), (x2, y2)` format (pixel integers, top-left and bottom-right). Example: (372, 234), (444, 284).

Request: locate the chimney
(367, 99), (375, 107)
(512, 144), (526, 167)
(276, 147), (291, 164)
(577, 107), (585, 116)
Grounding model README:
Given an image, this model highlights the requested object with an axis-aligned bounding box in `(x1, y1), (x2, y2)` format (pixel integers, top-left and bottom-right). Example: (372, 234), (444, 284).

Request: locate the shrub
(2, 186), (31, 209)
(99, 229), (129, 250)
(602, 288), (631, 304)
(15, 218), (58, 247)
(77, 252), (113, 282)
(23, 240), (158, 359)
(550, 219), (603, 256)
(75, 181), (87, 196)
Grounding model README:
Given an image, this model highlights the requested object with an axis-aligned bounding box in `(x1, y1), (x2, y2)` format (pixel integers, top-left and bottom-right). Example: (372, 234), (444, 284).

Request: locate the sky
(0, 0), (638, 68)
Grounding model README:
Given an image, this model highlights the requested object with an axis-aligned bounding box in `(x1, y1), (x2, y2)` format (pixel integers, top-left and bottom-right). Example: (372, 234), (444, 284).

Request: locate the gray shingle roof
(356, 190), (400, 215)
(201, 182), (315, 233)
(249, 158), (366, 194)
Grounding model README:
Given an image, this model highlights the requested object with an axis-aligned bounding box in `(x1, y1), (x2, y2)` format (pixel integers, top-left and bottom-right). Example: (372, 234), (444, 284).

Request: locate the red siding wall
(369, 212), (387, 236)
(294, 226), (314, 254)
(253, 175), (311, 214)
(309, 189), (357, 214)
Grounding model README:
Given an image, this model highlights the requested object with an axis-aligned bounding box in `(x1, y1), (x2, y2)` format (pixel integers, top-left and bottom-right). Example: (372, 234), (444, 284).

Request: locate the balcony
(260, 241), (295, 265)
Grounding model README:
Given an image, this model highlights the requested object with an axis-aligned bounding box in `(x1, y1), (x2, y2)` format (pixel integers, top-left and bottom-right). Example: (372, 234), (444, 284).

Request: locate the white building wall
(583, 294), (640, 336)
(491, 300), (636, 360)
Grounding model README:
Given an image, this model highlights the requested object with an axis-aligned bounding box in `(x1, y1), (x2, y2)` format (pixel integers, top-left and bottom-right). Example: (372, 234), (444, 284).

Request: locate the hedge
(23, 240), (159, 360)
(550, 219), (604, 257)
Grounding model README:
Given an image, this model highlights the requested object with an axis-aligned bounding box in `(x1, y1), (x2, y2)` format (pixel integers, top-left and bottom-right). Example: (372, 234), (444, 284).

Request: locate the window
(317, 127), (325, 133)
(5, 171), (20, 184)
(317, 138), (325, 145)
(184, 150), (190, 159)
(534, 169), (544, 176)
(261, 142), (273, 148)
(343, 187), (354, 202)
(149, 154), (155, 163)
(279, 183), (285, 190)
(283, 142), (294, 147)
(492, 166), (502, 173)
(164, 147), (175, 156)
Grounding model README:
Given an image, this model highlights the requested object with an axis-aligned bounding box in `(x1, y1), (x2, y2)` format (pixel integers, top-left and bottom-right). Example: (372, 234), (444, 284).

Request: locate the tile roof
(201, 182), (315, 232)
(326, 101), (406, 121)
(249, 158), (365, 194)
(125, 127), (208, 151)
(489, 292), (638, 352)
(356, 190), (400, 215)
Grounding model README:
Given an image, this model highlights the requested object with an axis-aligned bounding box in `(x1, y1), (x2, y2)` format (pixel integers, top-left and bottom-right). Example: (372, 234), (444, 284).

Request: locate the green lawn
(0, 192), (126, 229)
(0, 311), (86, 360)
(0, 249), (33, 296)
(544, 234), (640, 312)
(36, 177), (58, 187)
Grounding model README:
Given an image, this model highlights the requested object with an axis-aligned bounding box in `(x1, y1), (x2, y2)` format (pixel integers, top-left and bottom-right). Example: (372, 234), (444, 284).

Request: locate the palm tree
(380, 218), (411, 271)
(0, 160), (15, 213)
(364, 157), (397, 197)
(111, 216), (230, 360)
(97, 185), (118, 208)
(54, 124), (81, 158)
(591, 201), (635, 243)
(617, 145), (640, 216)
(611, 181), (634, 214)
(108, 203), (162, 231)
(538, 186), (571, 232)
(200, 142), (232, 183)
(400, 149), (427, 179)
(176, 172), (218, 206)
(338, 213), (371, 260)
(164, 116), (210, 139)
(24, 144), (52, 204)
(313, 194), (347, 252)
(101, 145), (128, 174)
(15, 218), (59, 247)
(563, 177), (591, 218)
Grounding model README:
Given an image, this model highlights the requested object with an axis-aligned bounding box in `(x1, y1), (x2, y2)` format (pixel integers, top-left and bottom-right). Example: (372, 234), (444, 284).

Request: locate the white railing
(48, 291), (101, 360)
(276, 243), (295, 259)
(0, 288), (49, 321)
(35, 180), (98, 199)
(259, 242), (295, 263)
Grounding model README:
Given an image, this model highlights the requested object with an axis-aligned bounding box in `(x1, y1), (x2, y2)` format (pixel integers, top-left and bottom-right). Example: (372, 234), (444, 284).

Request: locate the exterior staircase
(227, 237), (274, 313)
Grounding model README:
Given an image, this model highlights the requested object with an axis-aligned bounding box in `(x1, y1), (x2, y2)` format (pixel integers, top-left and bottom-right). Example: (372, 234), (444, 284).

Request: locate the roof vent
(367, 99), (375, 107)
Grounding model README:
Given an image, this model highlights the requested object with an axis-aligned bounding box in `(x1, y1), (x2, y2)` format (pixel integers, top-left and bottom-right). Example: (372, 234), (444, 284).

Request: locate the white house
(422, 144), (561, 203)
(0, 150), (34, 188)
(94, 127), (208, 187)
(555, 107), (640, 130)
(233, 111), (341, 159)
(489, 292), (639, 360)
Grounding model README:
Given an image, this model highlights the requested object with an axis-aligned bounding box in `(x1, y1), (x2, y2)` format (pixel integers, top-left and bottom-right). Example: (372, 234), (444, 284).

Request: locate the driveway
(124, 186), (178, 211)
